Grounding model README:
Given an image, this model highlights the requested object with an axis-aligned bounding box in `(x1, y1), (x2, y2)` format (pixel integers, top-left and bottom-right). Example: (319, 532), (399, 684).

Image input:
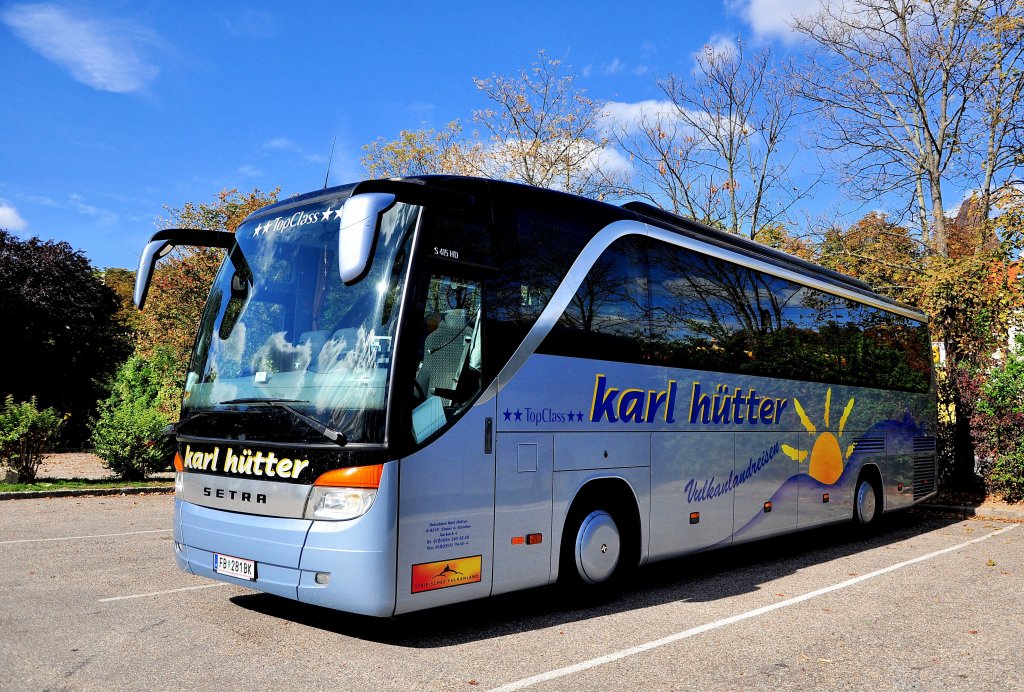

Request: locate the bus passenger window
(411, 274), (483, 444)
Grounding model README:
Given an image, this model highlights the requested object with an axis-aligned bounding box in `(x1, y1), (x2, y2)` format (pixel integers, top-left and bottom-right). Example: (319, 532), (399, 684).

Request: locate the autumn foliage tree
(136, 188), (279, 368)
(120, 187), (279, 425)
(362, 122), (476, 178)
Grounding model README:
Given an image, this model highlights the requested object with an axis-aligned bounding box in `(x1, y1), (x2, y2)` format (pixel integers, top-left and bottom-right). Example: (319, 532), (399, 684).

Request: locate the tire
(853, 475), (882, 530)
(560, 500), (630, 593)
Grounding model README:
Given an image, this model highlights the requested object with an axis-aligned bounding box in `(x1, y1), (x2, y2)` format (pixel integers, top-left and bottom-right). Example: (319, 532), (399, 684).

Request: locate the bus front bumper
(175, 490), (398, 617)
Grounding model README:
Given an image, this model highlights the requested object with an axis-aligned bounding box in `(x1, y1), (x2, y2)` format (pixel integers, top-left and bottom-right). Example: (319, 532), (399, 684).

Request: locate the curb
(0, 486), (174, 501)
(920, 503), (1024, 521)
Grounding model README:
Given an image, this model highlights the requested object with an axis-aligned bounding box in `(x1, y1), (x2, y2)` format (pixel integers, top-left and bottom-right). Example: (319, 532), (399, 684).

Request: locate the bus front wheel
(560, 501), (627, 591)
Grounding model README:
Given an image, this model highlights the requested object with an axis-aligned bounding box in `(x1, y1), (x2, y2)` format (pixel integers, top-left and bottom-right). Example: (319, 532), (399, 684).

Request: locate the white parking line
(0, 529), (172, 545)
(99, 583), (229, 602)
(489, 523), (1020, 692)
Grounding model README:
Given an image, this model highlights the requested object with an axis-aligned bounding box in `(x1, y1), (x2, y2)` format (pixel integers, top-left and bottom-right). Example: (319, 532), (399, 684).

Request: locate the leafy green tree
(90, 351), (178, 480)
(966, 335), (1024, 501)
(0, 230), (131, 444)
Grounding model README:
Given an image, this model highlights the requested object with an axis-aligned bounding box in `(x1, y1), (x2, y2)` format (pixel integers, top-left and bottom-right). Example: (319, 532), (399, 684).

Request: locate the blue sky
(2, 0), (825, 269)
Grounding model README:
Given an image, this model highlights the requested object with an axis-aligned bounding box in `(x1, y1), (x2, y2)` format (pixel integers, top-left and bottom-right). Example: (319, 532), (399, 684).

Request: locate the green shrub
(0, 395), (66, 483)
(970, 336), (1024, 502)
(990, 452), (1024, 504)
(91, 355), (175, 481)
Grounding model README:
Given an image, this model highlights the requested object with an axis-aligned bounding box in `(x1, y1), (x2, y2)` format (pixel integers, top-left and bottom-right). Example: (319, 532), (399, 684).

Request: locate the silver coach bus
(135, 176), (937, 616)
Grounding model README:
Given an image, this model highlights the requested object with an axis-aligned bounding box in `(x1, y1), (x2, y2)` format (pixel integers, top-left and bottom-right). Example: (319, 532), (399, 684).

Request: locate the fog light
(315, 572), (331, 585)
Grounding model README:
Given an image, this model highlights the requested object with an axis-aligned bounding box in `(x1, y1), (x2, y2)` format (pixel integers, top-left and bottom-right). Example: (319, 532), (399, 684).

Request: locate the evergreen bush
(0, 395), (66, 483)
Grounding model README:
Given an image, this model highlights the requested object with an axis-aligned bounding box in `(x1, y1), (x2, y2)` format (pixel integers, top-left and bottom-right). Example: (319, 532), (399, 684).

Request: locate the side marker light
(823, 493), (830, 503)
(689, 512), (700, 524)
(526, 533), (543, 545)
(511, 536), (525, 545)
(763, 502), (773, 513)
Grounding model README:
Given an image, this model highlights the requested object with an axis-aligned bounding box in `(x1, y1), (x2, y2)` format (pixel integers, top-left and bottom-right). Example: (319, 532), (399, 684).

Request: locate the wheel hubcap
(575, 510), (620, 584)
(857, 481), (877, 524)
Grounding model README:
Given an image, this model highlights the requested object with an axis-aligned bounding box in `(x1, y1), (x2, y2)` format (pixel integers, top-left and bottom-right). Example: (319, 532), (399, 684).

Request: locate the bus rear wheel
(853, 475), (882, 529)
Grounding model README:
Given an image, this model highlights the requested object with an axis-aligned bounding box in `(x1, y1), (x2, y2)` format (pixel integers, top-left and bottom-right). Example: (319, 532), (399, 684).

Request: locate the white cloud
(727, 0), (828, 42)
(2, 3), (161, 93)
(0, 198), (28, 230)
(236, 164), (261, 177)
(590, 144), (633, 177)
(262, 137), (298, 152)
(218, 8), (277, 40)
(600, 100), (682, 136)
(68, 193), (117, 224)
(703, 33), (738, 58)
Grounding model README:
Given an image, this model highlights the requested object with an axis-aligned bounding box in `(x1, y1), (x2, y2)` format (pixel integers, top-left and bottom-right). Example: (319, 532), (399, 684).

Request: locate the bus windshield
(181, 194), (420, 445)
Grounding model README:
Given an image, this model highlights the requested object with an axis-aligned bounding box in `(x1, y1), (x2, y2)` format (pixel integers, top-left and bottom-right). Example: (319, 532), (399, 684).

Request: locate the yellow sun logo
(781, 388), (856, 485)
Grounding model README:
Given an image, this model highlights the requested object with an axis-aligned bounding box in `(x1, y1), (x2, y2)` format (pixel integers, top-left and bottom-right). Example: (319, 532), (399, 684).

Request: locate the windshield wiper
(218, 398), (347, 446)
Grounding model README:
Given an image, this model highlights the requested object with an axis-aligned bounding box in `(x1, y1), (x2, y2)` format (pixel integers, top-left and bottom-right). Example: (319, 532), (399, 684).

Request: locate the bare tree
(972, 1), (1024, 224)
(611, 41), (809, 238)
(792, 0), (1024, 254)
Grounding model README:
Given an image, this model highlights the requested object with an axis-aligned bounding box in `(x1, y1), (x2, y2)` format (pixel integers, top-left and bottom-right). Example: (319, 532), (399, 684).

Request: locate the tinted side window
(539, 237), (648, 361)
(645, 240), (931, 392)
(647, 241), (802, 375)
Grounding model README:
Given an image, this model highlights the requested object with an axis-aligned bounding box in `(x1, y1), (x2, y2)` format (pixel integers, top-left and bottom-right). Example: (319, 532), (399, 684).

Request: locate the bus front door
(491, 433), (554, 595)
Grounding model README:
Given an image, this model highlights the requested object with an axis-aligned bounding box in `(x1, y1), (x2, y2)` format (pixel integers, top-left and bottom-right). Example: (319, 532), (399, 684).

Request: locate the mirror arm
(134, 228), (235, 310)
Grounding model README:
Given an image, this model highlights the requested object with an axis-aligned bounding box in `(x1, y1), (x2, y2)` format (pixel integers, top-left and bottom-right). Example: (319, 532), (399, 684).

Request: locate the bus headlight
(305, 487), (377, 520)
(305, 464), (384, 521)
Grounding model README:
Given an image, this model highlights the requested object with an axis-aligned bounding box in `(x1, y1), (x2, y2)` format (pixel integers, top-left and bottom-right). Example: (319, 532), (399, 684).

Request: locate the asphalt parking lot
(1, 494), (1020, 691)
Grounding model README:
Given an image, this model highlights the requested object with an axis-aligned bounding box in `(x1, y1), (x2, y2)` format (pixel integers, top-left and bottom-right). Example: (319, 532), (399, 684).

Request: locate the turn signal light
(173, 452), (184, 472)
(526, 533), (543, 545)
(822, 493), (830, 503)
(763, 502), (773, 513)
(314, 464), (383, 488)
(689, 512), (700, 524)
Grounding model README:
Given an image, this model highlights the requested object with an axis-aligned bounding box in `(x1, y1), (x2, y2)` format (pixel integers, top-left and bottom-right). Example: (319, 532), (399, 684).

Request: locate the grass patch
(0, 477), (173, 493)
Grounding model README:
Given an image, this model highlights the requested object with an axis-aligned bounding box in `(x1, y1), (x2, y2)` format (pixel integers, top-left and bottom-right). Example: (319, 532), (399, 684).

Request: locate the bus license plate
(213, 553), (256, 581)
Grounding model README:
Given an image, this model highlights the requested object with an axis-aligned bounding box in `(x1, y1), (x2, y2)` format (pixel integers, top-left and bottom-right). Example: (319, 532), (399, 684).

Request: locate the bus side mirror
(338, 192), (396, 285)
(134, 228), (235, 310)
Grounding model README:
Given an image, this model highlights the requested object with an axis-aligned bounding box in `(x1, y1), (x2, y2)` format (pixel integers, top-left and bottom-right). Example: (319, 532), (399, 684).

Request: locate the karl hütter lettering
(589, 375), (789, 426)
(181, 444), (310, 480)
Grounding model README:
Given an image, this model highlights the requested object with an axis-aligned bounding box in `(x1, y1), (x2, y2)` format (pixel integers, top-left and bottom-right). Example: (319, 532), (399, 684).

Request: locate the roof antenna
(323, 137), (336, 189)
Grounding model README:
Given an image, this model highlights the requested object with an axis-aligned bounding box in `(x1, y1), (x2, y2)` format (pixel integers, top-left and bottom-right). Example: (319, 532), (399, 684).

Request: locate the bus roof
(250, 175), (925, 320)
